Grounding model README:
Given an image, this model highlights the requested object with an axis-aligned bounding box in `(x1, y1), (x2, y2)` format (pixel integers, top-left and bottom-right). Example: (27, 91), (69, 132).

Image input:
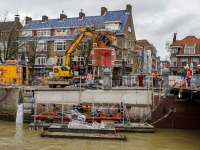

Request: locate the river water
(0, 121), (200, 150)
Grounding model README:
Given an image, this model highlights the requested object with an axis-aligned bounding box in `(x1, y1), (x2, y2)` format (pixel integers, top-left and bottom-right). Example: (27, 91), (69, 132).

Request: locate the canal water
(0, 120), (200, 150)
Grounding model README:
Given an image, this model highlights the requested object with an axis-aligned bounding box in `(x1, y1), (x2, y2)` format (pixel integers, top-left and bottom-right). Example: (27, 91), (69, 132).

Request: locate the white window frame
(123, 53), (126, 61)
(124, 39), (127, 49)
(54, 41), (66, 51)
(66, 29), (70, 35)
(128, 27), (131, 32)
(131, 56), (133, 64)
(171, 48), (178, 54)
(57, 56), (63, 65)
(106, 23), (119, 31)
(192, 57), (199, 67)
(181, 58), (188, 67)
(37, 41), (47, 51)
(184, 47), (195, 53)
(35, 57), (46, 65)
(131, 42), (134, 51)
(37, 30), (50, 37)
(170, 58), (177, 67)
(21, 30), (32, 37)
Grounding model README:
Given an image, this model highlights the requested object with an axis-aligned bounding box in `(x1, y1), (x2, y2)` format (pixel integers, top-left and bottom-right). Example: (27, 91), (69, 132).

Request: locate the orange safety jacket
(186, 69), (192, 78)
(73, 65), (78, 69)
(152, 72), (159, 76)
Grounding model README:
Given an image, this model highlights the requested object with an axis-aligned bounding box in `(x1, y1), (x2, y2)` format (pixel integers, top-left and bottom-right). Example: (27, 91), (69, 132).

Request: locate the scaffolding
(32, 100), (133, 125)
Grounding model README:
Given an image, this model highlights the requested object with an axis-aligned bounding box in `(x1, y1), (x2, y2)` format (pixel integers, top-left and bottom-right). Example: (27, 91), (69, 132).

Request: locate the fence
(112, 75), (162, 87)
(169, 75), (200, 88)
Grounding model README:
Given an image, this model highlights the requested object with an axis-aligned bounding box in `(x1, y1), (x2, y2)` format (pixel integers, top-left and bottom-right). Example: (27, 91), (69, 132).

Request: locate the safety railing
(169, 75), (200, 88)
(112, 75), (163, 88)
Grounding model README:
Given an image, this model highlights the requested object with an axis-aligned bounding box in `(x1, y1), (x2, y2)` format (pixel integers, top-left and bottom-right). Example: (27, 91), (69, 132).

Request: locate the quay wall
(152, 95), (200, 129)
(34, 88), (152, 122)
(0, 88), (20, 122)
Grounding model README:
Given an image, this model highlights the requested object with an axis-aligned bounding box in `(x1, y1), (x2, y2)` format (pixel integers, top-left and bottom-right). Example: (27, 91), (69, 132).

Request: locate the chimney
(15, 15), (20, 22)
(60, 14), (67, 21)
(173, 33), (177, 43)
(101, 7), (107, 16)
(42, 15), (48, 22)
(126, 4), (132, 14)
(79, 12), (85, 19)
(25, 16), (32, 24)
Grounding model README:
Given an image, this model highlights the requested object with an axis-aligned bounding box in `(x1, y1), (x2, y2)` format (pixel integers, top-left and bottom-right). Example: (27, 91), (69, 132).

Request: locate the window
(181, 58), (188, 67)
(171, 48), (178, 54)
(128, 27), (131, 32)
(55, 29), (67, 36)
(77, 56), (84, 65)
(35, 57), (46, 65)
(66, 29), (70, 35)
(54, 41), (66, 51)
(170, 58), (177, 67)
(37, 41), (47, 51)
(75, 28), (81, 35)
(57, 56), (63, 65)
(129, 40), (131, 50)
(37, 30), (50, 36)
(131, 57), (133, 64)
(184, 47), (195, 53)
(21, 30), (32, 37)
(131, 43), (134, 51)
(192, 57), (199, 67)
(123, 53), (126, 61)
(136, 50), (141, 56)
(124, 39), (127, 49)
(106, 23), (119, 31)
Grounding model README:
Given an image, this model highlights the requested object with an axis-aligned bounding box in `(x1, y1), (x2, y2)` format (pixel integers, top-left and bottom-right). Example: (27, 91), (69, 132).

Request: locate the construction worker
(181, 66), (188, 87)
(138, 72), (145, 87)
(77, 102), (83, 113)
(196, 64), (200, 86)
(73, 62), (78, 70)
(186, 67), (192, 87)
(152, 70), (160, 87)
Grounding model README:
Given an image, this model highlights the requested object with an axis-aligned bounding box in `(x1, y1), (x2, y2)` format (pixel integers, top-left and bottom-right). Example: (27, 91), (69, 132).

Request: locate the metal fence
(112, 75), (161, 87)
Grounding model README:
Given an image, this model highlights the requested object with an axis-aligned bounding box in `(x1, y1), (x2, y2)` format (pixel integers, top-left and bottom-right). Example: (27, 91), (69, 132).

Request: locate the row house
(20, 4), (138, 78)
(170, 34), (200, 75)
(0, 15), (23, 64)
(136, 40), (158, 74)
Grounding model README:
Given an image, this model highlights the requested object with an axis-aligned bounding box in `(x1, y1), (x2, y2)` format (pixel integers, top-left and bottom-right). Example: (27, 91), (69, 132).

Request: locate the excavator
(48, 27), (122, 88)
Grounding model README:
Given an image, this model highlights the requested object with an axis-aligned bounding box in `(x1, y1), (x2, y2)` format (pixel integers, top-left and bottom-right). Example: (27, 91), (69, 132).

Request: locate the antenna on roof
(81, 9), (83, 12)
(15, 10), (19, 17)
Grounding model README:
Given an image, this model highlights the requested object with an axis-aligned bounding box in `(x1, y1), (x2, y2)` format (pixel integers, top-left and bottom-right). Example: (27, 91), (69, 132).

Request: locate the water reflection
(0, 121), (200, 150)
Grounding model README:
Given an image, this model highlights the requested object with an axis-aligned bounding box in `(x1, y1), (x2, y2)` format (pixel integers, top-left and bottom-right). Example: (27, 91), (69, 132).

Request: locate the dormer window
(106, 23), (119, 31)
(104, 21), (122, 31)
(184, 44), (195, 53)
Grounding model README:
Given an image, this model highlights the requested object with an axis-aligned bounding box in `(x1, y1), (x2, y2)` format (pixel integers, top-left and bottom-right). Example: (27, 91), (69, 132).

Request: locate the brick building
(170, 34), (200, 75)
(0, 15), (23, 64)
(20, 4), (138, 78)
(136, 40), (158, 74)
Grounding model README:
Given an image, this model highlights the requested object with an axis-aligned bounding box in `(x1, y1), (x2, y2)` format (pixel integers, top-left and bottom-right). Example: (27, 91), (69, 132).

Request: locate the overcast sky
(1, 0), (200, 60)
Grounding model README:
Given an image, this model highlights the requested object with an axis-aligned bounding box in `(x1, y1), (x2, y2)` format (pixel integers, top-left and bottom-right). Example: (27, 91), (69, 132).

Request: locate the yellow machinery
(0, 60), (29, 85)
(49, 27), (119, 88)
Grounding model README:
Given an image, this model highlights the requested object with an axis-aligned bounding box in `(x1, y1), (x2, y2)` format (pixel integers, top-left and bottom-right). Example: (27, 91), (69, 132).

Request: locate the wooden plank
(41, 132), (126, 141)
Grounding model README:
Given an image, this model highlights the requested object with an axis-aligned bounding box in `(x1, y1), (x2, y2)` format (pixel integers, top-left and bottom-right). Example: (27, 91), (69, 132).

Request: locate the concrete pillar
(162, 68), (170, 93)
(103, 68), (111, 90)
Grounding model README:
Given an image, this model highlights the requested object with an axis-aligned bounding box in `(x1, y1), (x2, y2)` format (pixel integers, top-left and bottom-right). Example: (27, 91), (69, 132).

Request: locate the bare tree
(0, 12), (23, 63)
(165, 41), (172, 61)
(19, 36), (47, 80)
